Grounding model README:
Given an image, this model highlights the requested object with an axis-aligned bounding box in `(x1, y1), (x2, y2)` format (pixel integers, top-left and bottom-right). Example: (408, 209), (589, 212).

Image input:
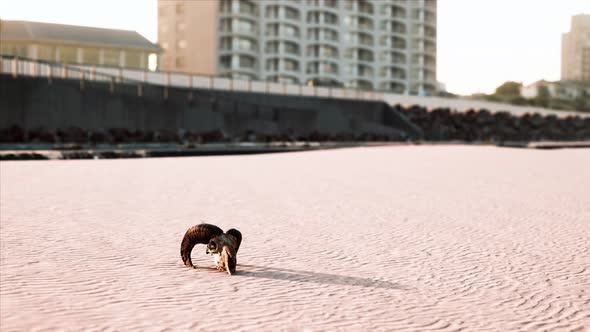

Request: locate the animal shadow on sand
(237, 264), (406, 290)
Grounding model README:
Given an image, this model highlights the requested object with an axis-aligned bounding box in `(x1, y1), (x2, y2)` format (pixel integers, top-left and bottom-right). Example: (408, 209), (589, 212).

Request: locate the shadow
(236, 264), (406, 290)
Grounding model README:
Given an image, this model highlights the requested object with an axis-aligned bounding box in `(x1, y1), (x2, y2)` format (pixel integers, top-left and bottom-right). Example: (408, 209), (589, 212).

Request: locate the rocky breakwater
(398, 105), (590, 142)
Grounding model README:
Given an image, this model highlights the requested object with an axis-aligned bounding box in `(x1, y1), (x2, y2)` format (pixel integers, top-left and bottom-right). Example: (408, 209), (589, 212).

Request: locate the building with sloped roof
(0, 20), (161, 70)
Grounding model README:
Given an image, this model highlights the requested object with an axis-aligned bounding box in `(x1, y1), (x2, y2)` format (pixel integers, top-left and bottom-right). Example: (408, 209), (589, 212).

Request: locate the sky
(0, 0), (588, 95)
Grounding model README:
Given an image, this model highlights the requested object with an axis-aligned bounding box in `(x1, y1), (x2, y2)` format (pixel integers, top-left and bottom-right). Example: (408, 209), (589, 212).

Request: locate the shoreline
(1, 141), (589, 161)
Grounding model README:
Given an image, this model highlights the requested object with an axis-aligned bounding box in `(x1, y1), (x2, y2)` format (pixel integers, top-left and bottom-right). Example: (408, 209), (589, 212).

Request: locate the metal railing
(0, 55), (384, 101)
(1, 55), (587, 118)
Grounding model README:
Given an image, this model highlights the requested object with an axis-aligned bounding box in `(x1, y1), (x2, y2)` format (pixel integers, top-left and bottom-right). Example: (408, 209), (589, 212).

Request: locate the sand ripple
(1, 146), (589, 331)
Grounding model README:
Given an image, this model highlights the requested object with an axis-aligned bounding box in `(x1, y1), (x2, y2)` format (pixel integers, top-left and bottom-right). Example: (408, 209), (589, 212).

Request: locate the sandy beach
(1, 145), (589, 331)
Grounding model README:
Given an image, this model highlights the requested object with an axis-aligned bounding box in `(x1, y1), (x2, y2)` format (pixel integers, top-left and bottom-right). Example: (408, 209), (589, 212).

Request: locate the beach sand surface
(1, 146), (589, 331)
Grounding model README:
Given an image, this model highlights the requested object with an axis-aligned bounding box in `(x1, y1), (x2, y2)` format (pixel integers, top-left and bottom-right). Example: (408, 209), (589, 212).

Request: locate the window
(58, 46), (77, 63)
(359, 1), (373, 14)
(345, 64), (373, 77)
(307, 45), (337, 58)
(177, 40), (187, 49)
(307, 61), (338, 74)
(307, 12), (337, 24)
(176, 3), (184, 15)
(380, 67), (406, 79)
(220, 55), (232, 69)
(324, 0), (337, 8)
(239, 55), (255, 68)
(344, 16), (372, 29)
(284, 42), (299, 55)
(284, 25), (298, 37)
(285, 7), (299, 19)
(266, 6), (279, 18)
(175, 56), (185, 68)
(346, 80), (373, 89)
(102, 49), (119, 66)
(425, 26), (436, 38)
(126, 51), (142, 68)
(382, 5), (406, 18)
(220, 18), (256, 33)
(266, 59), (279, 71)
(307, 12), (320, 23)
(380, 36), (406, 49)
(265, 41), (279, 53)
(344, 32), (373, 46)
(381, 21), (406, 34)
(380, 51), (406, 63)
(325, 13), (338, 24)
(267, 75), (298, 84)
(237, 1), (256, 15)
(237, 19), (256, 33)
(37, 45), (55, 61)
(176, 22), (186, 33)
(284, 59), (298, 71)
(83, 48), (100, 65)
(220, 0), (231, 13)
(344, 48), (373, 62)
(238, 38), (256, 51)
(266, 23), (299, 38)
(158, 5), (168, 17)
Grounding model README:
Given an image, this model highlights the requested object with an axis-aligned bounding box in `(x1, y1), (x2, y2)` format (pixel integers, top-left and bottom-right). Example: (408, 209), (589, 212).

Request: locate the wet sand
(1, 146), (589, 331)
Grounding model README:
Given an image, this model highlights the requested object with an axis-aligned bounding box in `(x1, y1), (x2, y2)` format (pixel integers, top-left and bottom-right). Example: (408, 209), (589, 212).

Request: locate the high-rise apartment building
(158, 0), (437, 95)
(561, 14), (590, 82)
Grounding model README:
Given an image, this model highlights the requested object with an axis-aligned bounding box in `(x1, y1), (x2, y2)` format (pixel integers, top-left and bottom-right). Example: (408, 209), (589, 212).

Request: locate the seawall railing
(0, 55), (382, 101)
(1, 55), (587, 118)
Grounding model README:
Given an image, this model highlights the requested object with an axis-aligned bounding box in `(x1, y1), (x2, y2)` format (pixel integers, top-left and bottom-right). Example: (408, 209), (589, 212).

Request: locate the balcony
(345, 79), (373, 90)
(219, 0), (259, 17)
(265, 58), (300, 73)
(218, 54), (258, 75)
(379, 51), (406, 65)
(265, 41), (301, 56)
(265, 23), (301, 42)
(379, 81), (406, 94)
(345, 64), (374, 79)
(380, 66), (407, 80)
(382, 5), (406, 19)
(219, 18), (258, 37)
(265, 5), (301, 21)
(306, 11), (339, 25)
(306, 45), (339, 59)
(380, 20), (407, 35)
(219, 37), (258, 56)
(306, 0), (339, 14)
(343, 15), (374, 31)
(380, 36), (407, 50)
(306, 60), (339, 76)
(344, 48), (374, 63)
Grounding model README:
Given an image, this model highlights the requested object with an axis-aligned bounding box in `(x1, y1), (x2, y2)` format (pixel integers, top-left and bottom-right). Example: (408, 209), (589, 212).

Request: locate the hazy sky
(1, 0), (588, 95)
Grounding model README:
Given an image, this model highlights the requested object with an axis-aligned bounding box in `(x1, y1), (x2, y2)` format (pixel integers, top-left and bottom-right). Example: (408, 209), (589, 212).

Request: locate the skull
(206, 234), (238, 275)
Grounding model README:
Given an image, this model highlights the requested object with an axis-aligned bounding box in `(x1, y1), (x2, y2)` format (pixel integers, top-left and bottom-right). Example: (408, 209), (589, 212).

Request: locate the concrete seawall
(0, 75), (422, 140)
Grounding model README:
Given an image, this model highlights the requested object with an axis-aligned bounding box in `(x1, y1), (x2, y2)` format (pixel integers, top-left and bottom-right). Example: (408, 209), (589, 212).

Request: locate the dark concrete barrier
(0, 75), (422, 143)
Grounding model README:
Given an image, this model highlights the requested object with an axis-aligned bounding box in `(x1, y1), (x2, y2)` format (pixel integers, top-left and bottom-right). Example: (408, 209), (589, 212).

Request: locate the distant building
(561, 14), (590, 82)
(521, 80), (590, 100)
(157, 0), (438, 95)
(0, 20), (161, 70)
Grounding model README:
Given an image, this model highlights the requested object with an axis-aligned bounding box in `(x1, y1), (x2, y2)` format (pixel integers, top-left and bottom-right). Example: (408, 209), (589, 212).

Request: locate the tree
(494, 81), (523, 98)
(534, 84), (550, 108)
